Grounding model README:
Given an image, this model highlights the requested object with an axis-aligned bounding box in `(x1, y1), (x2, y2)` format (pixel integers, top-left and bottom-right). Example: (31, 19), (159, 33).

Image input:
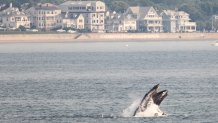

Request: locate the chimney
(10, 3), (12, 8)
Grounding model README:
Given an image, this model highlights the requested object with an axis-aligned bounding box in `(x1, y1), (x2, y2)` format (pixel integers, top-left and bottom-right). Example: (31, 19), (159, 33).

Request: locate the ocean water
(0, 41), (218, 123)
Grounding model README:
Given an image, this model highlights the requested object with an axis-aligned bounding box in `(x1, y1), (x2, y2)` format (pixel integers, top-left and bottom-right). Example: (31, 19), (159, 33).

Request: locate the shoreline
(0, 33), (218, 42)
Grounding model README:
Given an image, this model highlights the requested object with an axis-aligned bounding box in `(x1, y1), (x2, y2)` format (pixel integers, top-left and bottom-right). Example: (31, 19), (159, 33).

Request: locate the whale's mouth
(132, 84), (168, 117)
(153, 90), (168, 105)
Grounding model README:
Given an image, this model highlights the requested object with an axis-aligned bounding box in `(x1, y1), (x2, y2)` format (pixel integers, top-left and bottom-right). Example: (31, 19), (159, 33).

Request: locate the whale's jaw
(133, 84), (168, 117)
(153, 90), (168, 105)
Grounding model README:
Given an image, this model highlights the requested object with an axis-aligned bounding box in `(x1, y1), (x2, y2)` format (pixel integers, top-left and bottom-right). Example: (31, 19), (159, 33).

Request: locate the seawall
(0, 33), (218, 42)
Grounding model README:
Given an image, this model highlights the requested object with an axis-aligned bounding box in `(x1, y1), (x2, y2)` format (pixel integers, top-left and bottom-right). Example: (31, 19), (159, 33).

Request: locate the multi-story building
(105, 11), (137, 32)
(62, 13), (84, 29)
(162, 10), (196, 32)
(105, 11), (122, 32)
(120, 14), (137, 32)
(59, 1), (106, 32)
(1, 3), (30, 29)
(125, 6), (163, 32)
(162, 10), (177, 33)
(26, 3), (62, 30)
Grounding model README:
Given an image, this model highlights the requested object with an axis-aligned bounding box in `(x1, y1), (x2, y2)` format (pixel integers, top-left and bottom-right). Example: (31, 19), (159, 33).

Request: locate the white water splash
(122, 99), (166, 117)
(122, 99), (141, 117)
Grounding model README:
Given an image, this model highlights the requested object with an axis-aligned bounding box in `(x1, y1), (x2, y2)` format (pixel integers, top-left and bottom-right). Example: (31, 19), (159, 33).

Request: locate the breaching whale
(133, 84), (168, 117)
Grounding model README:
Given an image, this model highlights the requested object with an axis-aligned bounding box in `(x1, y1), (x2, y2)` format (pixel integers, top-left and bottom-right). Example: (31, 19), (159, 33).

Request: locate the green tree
(109, 1), (129, 12)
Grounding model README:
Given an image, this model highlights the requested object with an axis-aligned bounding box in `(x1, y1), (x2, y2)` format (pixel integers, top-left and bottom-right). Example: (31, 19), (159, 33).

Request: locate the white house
(1, 3), (30, 29)
(26, 3), (62, 30)
(62, 13), (84, 29)
(59, 1), (106, 32)
(125, 6), (163, 32)
(162, 10), (197, 32)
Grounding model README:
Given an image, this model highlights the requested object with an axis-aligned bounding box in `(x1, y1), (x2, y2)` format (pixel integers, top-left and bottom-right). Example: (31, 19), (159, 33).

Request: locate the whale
(133, 84), (168, 117)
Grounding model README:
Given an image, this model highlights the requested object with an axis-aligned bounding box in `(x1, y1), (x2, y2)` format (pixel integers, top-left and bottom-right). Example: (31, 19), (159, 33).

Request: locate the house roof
(35, 3), (60, 10)
(129, 6), (150, 15)
(163, 10), (189, 16)
(127, 6), (152, 20)
(60, 1), (103, 6)
(0, 6), (19, 15)
(0, 6), (28, 17)
(2, 11), (27, 17)
(61, 12), (83, 20)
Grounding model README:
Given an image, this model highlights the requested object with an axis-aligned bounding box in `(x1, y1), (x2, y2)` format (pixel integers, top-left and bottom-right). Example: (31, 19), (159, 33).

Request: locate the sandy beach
(0, 33), (218, 42)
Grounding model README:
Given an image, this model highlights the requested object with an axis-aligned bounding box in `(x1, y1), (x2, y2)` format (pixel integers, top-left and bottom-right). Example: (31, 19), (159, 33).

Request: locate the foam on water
(122, 99), (141, 117)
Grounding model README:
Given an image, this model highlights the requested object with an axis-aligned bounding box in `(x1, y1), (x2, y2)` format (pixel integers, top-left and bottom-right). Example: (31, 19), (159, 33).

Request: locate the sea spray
(122, 99), (141, 117)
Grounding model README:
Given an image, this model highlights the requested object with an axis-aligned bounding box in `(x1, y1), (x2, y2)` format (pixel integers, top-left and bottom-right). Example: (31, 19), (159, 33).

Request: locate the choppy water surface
(0, 41), (218, 122)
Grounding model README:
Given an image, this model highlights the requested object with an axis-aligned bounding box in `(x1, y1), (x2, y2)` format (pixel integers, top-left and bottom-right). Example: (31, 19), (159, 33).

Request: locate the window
(79, 19), (83, 23)
(15, 17), (21, 21)
(73, 7), (80, 10)
(69, 7), (72, 10)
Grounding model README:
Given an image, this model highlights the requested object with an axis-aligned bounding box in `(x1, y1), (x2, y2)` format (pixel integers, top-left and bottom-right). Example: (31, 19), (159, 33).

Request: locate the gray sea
(0, 41), (218, 123)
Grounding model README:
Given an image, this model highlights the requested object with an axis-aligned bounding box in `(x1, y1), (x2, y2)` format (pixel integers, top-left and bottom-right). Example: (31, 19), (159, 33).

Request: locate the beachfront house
(59, 1), (106, 32)
(119, 13), (137, 32)
(161, 10), (177, 33)
(162, 10), (196, 32)
(26, 3), (62, 31)
(212, 15), (218, 31)
(105, 11), (120, 32)
(125, 6), (163, 32)
(105, 11), (137, 32)
(1, 3), (30, 29)
(62, 12), (84, 29)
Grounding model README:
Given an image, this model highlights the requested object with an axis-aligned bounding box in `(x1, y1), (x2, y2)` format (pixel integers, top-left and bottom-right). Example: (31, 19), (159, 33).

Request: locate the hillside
(1, 0), (218, 30)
